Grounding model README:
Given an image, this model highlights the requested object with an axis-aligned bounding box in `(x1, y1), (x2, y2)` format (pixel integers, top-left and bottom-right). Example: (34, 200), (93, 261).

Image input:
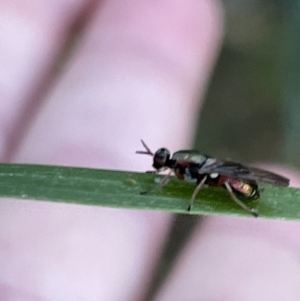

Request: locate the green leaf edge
(0, 163), (299, 220)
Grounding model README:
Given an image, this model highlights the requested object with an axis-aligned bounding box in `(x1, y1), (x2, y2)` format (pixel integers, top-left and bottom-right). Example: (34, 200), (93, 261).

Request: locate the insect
(136, 140), (290, 217)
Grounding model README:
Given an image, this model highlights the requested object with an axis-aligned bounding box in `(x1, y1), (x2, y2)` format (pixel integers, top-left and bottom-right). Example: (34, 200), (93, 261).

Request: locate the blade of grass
(0, 163), (299, 219)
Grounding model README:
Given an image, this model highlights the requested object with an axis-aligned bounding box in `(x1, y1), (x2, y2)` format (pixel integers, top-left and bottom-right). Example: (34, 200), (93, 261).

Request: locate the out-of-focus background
(194, 0), (300, 168)
(149, 0), (300, 298)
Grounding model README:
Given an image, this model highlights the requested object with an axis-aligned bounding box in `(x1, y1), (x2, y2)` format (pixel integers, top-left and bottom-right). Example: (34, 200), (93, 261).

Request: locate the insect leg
(187, 175), (207, 212)
(141, 170), (172, 195)
(224, 181), (258, 217)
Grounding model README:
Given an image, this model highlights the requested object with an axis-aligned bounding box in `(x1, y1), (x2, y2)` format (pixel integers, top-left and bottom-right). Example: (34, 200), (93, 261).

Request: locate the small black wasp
(136, 140), (289, 217)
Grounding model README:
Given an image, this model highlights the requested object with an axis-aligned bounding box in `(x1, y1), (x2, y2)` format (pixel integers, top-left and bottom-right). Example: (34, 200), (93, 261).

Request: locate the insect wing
(242, 167), (289, 186)
(199, 160), (250, 175)
(198, 160), (289, 186)
(172, 150), (208, 165)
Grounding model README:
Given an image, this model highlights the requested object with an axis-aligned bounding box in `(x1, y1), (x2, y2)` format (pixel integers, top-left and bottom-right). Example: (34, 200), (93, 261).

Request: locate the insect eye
(153, 148), (170, 170)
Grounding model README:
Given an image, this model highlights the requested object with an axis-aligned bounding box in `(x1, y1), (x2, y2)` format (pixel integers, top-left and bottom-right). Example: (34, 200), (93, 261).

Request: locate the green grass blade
(0, 163), (299, 219)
